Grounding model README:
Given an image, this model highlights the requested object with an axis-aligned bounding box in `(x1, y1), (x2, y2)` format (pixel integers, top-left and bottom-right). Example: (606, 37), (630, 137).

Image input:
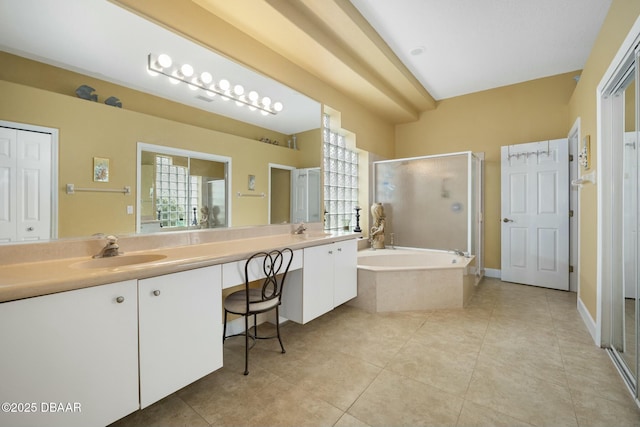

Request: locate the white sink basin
(294, 232), (332, 240)
(71, 254), (167, 269)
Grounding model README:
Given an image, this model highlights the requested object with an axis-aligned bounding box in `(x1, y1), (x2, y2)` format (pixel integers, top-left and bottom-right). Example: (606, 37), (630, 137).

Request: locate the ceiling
(350, 0), (613, 100)
(1, 0), (613, 128)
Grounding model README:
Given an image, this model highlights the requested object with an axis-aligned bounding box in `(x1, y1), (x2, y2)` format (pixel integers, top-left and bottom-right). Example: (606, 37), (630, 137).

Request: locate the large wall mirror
(138, 144), (230, 234)
(0, 0), (322, 244)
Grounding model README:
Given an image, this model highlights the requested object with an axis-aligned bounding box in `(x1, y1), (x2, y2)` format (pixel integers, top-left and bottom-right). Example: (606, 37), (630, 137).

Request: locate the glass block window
(155, 155), (189, 228)
(323, 114), (359, 231)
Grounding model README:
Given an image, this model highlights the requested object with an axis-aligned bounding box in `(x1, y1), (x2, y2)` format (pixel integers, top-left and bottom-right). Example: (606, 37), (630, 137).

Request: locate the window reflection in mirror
(137, 143), (230, 233)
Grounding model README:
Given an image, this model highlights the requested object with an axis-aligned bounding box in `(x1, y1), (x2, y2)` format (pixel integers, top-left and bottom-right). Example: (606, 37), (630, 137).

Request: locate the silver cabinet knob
(116, 296), (125, 303)
(337, 248), (342, 252)
(503, 218), (514, 223)
(26, 226), (34, 232)
(153, 290), (161, 296)
(328, 250), (333, 254)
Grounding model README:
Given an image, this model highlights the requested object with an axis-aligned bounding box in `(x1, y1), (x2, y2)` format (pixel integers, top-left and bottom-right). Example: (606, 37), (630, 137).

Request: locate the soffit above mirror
(0, 0), (319, 135)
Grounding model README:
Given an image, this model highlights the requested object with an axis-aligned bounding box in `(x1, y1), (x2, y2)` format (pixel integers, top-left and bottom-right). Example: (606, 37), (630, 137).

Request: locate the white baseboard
(577, 296), (598, 345)
(484, 268), (501, 279)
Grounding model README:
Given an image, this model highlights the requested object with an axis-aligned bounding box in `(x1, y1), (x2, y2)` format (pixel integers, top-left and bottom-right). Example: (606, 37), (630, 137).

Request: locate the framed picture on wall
(94, 157), (110, 182)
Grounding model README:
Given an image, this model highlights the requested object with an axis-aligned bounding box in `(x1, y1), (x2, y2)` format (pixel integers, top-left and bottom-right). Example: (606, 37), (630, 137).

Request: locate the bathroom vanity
(0, 227), (359, 427)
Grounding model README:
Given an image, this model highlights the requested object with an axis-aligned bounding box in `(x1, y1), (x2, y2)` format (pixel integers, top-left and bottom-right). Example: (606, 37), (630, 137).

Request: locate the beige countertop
(0, 232), (361, 303)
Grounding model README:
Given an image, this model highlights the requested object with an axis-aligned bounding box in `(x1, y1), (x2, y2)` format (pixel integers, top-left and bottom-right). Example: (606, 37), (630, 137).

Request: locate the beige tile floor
(110, 277), (640, 427)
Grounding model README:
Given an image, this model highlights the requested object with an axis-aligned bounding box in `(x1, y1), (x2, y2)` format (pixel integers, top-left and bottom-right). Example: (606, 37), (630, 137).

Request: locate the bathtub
(348, 248), (477, 313)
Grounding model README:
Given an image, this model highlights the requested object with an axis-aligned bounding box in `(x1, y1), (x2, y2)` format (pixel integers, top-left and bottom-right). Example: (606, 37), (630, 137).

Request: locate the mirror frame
(136, 142), (233, 233)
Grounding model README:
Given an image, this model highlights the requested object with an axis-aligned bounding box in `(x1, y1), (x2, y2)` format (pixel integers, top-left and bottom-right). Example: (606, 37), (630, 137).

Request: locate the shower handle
(502, 218), (514, 223)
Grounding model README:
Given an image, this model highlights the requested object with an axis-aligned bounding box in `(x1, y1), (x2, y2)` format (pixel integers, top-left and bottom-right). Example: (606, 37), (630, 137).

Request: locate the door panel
(16, 130), (51, 241)
(501, 139), (569, 290)
(0, 128), (16, 242)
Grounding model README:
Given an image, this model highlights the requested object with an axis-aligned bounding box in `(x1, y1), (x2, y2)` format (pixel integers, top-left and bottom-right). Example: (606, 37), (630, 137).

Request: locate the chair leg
(243, 314), (249, 375)
(275, 306), (286, 354)
(223, 309), (228, 343)
(253, 313), (258, 337)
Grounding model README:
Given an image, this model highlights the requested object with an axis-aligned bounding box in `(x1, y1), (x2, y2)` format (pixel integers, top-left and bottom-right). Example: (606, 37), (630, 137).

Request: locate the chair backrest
(244, 248), (294, 305)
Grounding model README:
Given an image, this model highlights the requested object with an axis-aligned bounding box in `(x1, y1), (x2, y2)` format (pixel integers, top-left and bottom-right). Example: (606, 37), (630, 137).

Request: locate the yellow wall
(0, 80), (309, 237)
(568, 0), (640, 319)
(396, 72), (578, 269)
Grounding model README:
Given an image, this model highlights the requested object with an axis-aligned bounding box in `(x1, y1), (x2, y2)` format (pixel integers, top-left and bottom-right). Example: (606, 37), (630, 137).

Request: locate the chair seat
(224, 288), (280, 314)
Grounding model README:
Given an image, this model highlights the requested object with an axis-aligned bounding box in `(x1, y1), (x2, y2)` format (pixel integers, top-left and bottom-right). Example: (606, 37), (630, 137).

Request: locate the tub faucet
(94, 235), (121, 258)
(294, 222), (307, 234)
(451, 249), (466, 257)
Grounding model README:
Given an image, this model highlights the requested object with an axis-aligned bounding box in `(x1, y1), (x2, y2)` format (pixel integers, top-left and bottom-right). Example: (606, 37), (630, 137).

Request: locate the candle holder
(353, 206), (362, 232)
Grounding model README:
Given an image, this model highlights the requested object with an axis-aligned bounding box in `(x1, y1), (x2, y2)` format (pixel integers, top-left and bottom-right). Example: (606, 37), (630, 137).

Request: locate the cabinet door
(0, 281), (139, 427)
(301, 244), (334, 323)
(333, 239), (358, 306)
(138, 265), (222, 408)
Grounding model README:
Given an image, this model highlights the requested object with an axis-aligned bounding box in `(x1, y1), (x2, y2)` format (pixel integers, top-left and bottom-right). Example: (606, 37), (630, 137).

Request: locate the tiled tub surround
(0, 223), (353, 303)
(350, 248), (477, 312)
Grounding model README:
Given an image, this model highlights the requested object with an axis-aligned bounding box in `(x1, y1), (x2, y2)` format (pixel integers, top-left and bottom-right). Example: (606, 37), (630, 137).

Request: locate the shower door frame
(373, 151), (484, 274)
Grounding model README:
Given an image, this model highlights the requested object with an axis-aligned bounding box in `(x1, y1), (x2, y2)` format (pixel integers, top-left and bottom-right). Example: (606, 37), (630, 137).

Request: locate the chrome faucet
(294, 222), (307, 234)
(94, 235), (121, 258)
(451, 249), (469, 258)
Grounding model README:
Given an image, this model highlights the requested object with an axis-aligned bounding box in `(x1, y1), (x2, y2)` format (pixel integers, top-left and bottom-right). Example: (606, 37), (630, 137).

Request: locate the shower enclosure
(373, 151), (484, 273)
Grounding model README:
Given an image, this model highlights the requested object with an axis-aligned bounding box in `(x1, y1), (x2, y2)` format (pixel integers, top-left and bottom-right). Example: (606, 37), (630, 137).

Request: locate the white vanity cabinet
(138, 265), (223, 408)
(332, 239), (358, 306)
(282, 238), (357, 324)
(0, 280), (139, 427)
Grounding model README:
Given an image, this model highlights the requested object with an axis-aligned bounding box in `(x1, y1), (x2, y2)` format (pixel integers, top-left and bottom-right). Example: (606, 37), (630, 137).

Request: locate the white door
(501, 139), (569, 290)
(291, 168), (309, 223)
(0, 127), (52, 242)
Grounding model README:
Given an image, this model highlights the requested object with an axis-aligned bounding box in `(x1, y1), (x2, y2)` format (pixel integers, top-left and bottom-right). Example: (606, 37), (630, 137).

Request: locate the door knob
(503, 218), (514, 223)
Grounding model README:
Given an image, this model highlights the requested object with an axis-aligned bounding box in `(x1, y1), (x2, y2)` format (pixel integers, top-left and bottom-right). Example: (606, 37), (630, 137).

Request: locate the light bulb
(200, 72), (213, 85)
(157, 54), (172, 69)
(248, 90), (259, 102)
(218, 79), (230, 91)
(180, 64), (194, 78)
(233, 84), (244, 96)
(273, 101), (283, 112)
(262, 96), (271, 107)
(261, 110), (269, 116)
(207, 85), (217, 97)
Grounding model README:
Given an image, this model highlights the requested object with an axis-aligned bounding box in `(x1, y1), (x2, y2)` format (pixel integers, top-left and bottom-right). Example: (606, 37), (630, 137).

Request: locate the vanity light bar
(147, 54), (284, 115)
